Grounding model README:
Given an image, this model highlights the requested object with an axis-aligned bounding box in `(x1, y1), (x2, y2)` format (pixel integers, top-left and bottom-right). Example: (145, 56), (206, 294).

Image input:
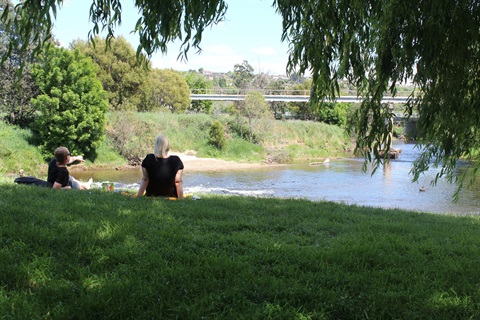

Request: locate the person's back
(142, 154), (183, 197)
(47, 147), (71, 189)
(137, 134), (184, 199)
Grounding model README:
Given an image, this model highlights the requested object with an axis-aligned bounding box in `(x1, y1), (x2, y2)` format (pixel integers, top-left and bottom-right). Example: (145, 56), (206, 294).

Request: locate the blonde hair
(154, 134), (170, 158)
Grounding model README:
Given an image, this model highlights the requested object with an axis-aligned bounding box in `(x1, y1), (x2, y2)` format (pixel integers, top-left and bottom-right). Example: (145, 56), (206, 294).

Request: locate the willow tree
(275, 0), (480, 195)
(1, 0), (479, 192)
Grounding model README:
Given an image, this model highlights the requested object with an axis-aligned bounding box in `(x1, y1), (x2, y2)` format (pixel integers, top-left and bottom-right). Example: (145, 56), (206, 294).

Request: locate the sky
(52, 0), (291, 75)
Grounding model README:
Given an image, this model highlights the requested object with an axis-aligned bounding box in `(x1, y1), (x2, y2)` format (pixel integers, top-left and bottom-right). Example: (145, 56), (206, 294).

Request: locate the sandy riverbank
(173, 153), (279, 172)
(68, 152), (284, 174)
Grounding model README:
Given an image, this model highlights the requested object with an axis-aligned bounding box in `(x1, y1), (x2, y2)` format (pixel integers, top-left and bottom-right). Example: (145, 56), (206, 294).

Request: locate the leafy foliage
(138, 69), (190, 113)
(183, 70), (213, 113)
(274, 0), (480, 191)
(31, 46), (108, 160)
(234, 91), (272, 143)
(106, 112), (155, 165)
(0, 0), (227, 63)
(73, 36), (148, 111)
(208, 120), (226, 149)
(0, 0), (39, 126)
(313, 102), (351, 127)
(232, 60), (254, 90)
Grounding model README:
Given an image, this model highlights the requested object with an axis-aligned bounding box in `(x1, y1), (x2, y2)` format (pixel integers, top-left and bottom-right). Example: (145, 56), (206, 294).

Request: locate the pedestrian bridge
(190, 89), (410, 103)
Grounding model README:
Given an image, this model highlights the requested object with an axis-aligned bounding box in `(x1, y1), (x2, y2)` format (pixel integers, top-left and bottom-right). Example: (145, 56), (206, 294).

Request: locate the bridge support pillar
(405, 119), (419, 141)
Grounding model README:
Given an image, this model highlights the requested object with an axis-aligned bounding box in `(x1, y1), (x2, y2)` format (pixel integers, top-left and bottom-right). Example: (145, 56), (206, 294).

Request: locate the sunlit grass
(2, 183), (480, 319)
(0, 121), (45, 176)
(1, 111), (354, 177)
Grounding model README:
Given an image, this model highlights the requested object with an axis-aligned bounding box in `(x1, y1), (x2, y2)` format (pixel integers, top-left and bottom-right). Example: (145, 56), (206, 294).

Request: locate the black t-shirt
(47, 158), (70, 187)
(141, 154), (184, 197)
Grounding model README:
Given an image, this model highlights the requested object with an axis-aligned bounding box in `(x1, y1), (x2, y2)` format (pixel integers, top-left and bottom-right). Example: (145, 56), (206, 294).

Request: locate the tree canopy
(275, 0), (480, 190)
(141, 69), (190, 113)
(72, 36), (149, 111)
(183, 70), (213, 113)
(1, 0), (479, 191)
(31, 46), (108, 160)
(0, 0), (39, 126)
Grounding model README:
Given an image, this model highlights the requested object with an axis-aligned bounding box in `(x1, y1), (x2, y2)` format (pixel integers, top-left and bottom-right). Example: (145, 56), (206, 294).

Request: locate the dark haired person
(47, 146), (92, 189)
(137, 134), (184, 199)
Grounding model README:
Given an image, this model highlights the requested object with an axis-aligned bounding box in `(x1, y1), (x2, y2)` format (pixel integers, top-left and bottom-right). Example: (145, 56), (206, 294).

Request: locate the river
(74, 141), (480, 215)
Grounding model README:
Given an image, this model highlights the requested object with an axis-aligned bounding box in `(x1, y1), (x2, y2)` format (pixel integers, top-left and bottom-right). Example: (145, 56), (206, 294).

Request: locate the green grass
(2, 183), (480, 319)
(106, 112), (354, 164)
(0, 121), (45, 176)
(91, 139), (128, 167)
(0, 112), (354, 176)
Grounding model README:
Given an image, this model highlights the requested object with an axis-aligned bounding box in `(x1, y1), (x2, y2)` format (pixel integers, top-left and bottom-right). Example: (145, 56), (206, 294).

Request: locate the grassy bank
(0, 112), (354, 177)
(1, 184), (480, 319)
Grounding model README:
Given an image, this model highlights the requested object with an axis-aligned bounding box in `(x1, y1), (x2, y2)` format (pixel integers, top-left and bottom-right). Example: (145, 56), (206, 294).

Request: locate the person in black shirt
(137, 134), (184, 198)
(47, 146), (92, 189)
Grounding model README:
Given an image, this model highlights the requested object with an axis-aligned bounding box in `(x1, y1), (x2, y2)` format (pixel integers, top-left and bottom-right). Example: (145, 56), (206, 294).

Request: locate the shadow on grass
(1, 184), (480, 319)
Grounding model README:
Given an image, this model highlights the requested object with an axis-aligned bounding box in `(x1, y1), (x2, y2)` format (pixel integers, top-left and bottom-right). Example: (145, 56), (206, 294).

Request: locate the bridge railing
(190, 88), (413, 97)
(190, 88), (311, 95)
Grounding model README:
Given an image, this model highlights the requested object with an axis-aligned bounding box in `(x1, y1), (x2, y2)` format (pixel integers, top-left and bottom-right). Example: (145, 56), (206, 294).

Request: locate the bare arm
(67, 155), (85, 165)
(175, 169), (184, 199)
(52, 182), (71, 189)
(137, 167), (149, 197)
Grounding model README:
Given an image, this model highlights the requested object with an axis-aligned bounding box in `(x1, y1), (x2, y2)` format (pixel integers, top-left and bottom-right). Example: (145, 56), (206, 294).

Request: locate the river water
(75, 141), (480, 215)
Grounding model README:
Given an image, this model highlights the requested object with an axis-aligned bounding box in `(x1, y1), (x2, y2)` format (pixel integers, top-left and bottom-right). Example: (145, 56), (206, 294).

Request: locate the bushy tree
(208, 120), (226, 149)
(314, 102), (351, 127)
(184, 71), (213, 113)
(72, 36), (148, 111)
(31, 46), (108, 160)
(235, 91), (272, 143)
(139, 69), (190, 113)
(233, 60), (254, 91)
(266, 78), (289, 120)
(287, 79), (313, 120)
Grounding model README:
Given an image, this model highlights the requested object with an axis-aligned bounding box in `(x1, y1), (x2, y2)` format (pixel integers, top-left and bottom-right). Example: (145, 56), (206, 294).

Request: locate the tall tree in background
(72, 36), (148, 111)
(287, 79), (314, 120)
(236, 91), (272, 143)
(0, 0), (39, 126)
(1, 0), (479, 190)
(31, 46), (108, 159)
(266, 78), (289, 120)
(139, 69), (190, 113)
(183, 70), (213, 113)
(232, 60), (254, 91)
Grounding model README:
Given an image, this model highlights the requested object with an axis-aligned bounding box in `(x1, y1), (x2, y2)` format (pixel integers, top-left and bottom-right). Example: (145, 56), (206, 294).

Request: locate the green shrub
(315, 102), (351, 127)
(31, 47), (108, 160)
(208, 120), (227, 149)
(106, 112), (155, 165)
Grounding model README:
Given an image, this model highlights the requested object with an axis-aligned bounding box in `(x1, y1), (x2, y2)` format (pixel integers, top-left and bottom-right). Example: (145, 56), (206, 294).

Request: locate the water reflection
(74, 142), (480, 215)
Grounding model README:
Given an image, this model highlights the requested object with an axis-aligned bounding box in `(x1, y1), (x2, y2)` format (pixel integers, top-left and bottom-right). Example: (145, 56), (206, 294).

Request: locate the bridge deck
(190, 94), (411, 103)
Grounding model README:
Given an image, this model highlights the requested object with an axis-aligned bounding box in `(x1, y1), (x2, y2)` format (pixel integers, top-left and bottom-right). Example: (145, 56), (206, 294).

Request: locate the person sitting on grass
(137, 134), (184, 199)
(47, 146), (92, 190)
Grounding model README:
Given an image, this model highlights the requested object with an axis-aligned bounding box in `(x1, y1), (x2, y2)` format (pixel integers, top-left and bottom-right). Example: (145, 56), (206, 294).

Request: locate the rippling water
(74, 142), (480, 215)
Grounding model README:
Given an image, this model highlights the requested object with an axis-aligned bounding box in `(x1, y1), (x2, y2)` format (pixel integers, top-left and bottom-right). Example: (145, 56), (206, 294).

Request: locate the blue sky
(52, 0), (290, 75)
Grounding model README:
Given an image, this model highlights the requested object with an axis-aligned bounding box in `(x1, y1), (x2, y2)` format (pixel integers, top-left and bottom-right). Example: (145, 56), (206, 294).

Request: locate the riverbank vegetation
(2, 184), (480, 319)
(0, 112), (354, 177)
